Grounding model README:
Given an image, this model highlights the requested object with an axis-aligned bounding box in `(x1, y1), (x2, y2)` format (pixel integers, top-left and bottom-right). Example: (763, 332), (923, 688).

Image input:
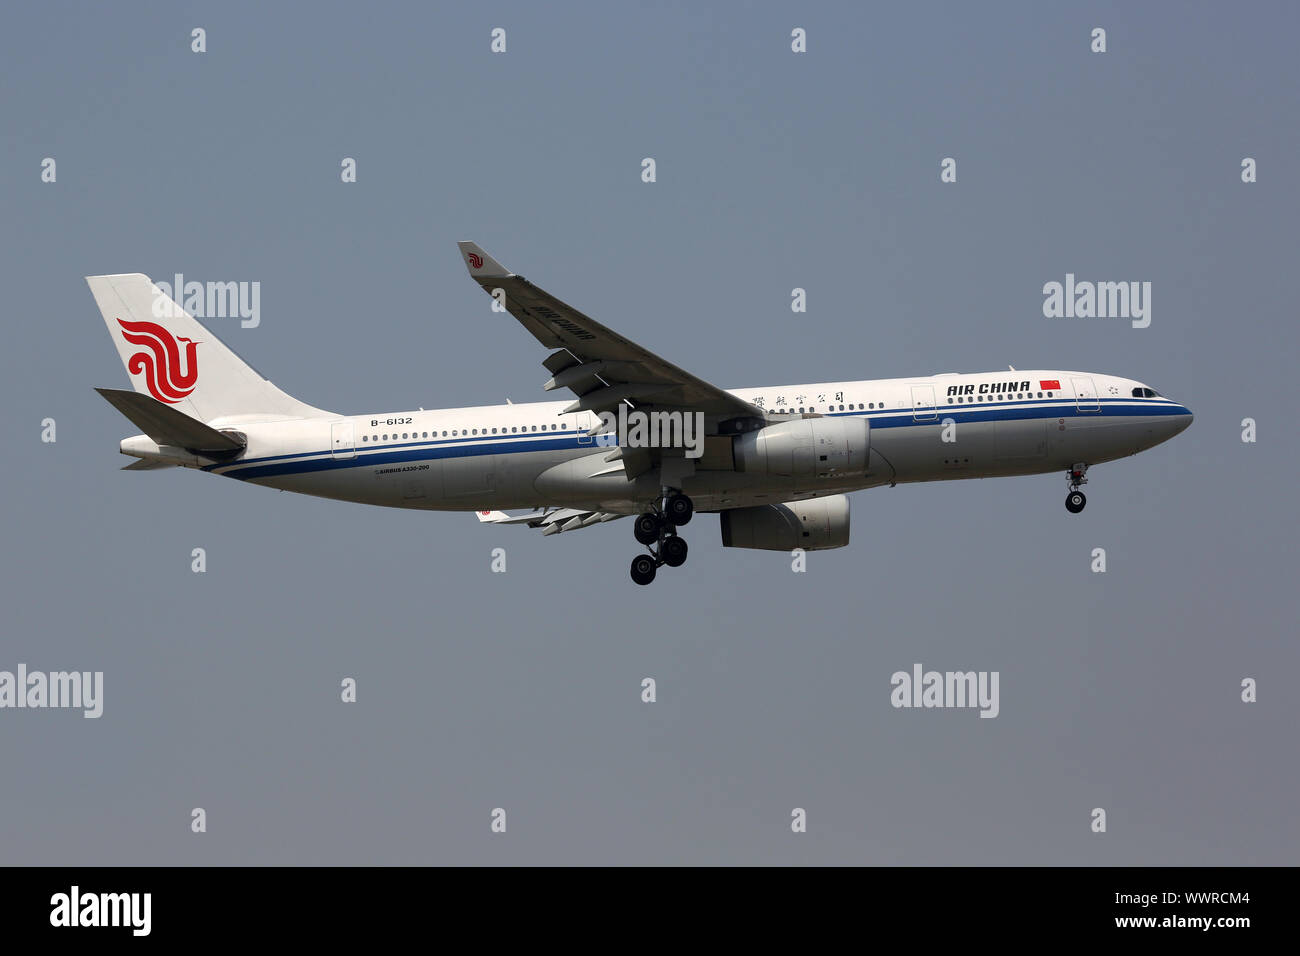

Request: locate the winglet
(457, 241), (512, 279)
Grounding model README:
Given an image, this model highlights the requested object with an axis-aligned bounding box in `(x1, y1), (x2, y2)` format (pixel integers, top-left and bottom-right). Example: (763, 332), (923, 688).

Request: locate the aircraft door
(1071, 377), (1100, 412)
(910, 385), (938, 422)
(330, 421), (356, 459)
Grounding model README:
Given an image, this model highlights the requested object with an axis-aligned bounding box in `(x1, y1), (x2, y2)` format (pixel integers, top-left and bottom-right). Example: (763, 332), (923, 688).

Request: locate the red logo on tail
(468, 253), (483, 269)
(117, 318), (200, 404)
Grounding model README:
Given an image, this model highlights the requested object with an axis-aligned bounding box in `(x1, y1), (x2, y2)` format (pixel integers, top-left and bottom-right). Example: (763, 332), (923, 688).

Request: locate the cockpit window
(1133, 387), (1162, 398)
(1132, 387), (1144, 397)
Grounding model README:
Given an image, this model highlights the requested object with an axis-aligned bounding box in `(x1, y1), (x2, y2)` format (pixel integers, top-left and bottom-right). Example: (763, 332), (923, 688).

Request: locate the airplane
(88, 242), (1193, 585)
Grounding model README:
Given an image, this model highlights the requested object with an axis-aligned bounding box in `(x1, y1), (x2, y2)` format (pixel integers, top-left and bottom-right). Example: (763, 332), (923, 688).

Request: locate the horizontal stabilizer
(95, 387), (245, 453)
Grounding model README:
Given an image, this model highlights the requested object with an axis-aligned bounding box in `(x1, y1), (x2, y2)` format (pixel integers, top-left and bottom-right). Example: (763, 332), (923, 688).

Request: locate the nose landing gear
(1065, 463), (1089, 514)
(628, 491), (694, 585)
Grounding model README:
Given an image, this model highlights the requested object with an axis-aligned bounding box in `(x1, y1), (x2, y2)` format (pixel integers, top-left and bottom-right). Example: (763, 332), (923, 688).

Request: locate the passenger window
(1037, 392), (1042, 398)
(362, 435), (368, 442)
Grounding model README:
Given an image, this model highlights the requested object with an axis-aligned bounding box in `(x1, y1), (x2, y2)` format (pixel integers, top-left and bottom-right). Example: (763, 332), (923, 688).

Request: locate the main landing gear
(629, 492), (693, 585)
(1065, 463), (1089, 514)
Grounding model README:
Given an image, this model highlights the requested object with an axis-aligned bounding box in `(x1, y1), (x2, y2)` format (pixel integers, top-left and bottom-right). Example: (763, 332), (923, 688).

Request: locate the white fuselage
(184, 369), (1192, 514)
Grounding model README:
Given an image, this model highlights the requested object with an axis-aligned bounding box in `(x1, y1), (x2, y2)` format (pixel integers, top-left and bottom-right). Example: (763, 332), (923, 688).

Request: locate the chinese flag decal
(1039, 379), (1061, 390)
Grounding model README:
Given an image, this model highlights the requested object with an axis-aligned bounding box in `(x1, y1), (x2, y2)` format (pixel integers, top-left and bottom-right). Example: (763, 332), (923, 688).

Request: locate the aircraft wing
(456, 242), (765, 428)
(475, 508), (625, 536)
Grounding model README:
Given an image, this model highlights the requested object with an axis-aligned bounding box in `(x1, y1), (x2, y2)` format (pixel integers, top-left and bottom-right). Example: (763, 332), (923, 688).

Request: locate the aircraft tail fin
(86, 273), (330, 423)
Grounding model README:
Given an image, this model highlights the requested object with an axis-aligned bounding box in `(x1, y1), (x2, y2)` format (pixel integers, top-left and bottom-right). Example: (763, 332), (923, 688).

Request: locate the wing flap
(474, 507), (627, 535)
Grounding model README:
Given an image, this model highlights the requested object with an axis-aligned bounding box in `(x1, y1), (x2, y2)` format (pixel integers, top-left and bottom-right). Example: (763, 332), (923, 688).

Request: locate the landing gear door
(330, 421), (356, 459)
(910, 384), (938, 422)
(1071, 377), (1100, 412)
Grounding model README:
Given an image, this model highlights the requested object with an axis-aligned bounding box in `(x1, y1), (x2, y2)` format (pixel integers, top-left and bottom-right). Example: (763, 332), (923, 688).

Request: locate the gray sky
(1, 0), (1296, 864)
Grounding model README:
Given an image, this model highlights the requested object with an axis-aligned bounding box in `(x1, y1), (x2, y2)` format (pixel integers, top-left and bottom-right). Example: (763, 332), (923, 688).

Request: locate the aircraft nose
(1172, 403), (1193, 434)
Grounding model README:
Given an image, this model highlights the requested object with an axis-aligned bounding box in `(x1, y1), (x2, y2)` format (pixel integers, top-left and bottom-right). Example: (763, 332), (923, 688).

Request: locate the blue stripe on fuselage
(208, 399), (1190, 482)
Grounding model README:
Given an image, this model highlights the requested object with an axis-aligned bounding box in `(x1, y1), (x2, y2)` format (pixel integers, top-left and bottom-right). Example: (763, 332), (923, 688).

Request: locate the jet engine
(732, 417), (870, 479)
(719, 494), (850, 551)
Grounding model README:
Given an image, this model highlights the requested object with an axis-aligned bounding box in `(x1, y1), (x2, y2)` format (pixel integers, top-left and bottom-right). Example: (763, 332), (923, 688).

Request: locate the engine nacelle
(732, 417), (870, 479)
(720, 495), (851, 551)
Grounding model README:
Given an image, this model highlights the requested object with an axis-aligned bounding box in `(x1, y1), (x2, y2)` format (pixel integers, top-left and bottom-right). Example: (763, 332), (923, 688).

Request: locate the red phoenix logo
(468, 253), (483, 269)
(117, 318), (200, 404)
